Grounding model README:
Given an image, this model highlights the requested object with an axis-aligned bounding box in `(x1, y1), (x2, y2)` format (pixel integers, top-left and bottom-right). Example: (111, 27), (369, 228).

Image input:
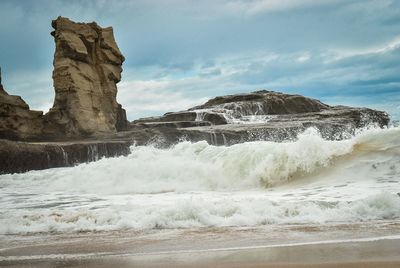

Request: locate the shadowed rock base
(0, 140), (130, 174)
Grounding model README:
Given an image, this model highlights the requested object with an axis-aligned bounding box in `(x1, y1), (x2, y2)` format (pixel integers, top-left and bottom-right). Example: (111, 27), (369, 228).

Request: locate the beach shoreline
(1, 237), (400, 267)
(1, 222), (400, 268)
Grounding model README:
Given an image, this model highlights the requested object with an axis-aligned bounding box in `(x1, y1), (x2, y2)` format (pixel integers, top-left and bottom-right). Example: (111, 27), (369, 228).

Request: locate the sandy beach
(1, 238), (400, 268)
(1, 221), (400, 268)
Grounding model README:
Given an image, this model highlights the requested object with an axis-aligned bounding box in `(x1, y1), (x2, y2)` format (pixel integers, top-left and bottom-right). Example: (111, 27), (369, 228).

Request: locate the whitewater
(0, 127), (399, 234)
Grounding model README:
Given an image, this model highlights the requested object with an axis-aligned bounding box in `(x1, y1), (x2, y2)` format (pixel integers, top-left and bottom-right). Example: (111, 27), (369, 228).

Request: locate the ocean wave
(1, 127), (399, 194)
(1, 192), (399, 234)
(1, 127), (399, 234)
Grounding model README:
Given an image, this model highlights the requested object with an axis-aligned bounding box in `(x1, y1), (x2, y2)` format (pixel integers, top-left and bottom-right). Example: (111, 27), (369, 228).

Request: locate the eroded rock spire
(46, 16), (127, 137)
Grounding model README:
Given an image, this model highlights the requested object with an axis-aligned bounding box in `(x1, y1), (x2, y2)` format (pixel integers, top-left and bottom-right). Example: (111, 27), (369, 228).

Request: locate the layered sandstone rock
(45, 16), (128, 137)
(0, 69), (47, 140)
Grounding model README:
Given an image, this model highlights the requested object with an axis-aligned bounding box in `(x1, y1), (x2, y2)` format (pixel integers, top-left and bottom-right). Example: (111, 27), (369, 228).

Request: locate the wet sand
(1, 238), (400, 267)
(1, 222), (400, 267)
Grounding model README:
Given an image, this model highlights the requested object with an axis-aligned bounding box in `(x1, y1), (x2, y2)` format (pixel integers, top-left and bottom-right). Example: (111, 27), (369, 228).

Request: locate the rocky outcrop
(174, 106), (390, 146)
(188, 90), (331, 124)
(129, 91), (390, 146)
(190, 90), (330, 114)
(0, 88), (391, 173)
(0, 17), (128, 141)
(0, 69), (49, 140)
(45, 16), (127, 137)
(133, 91), (332, 126)
(0, 139), (131, 174)
(0, 68), (3, 92)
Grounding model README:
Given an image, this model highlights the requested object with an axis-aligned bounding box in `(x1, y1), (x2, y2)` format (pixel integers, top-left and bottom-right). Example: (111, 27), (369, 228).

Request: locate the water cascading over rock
(45, 16), (128, 137)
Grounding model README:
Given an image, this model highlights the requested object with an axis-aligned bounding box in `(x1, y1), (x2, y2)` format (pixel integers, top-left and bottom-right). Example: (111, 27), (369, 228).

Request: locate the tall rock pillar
(46, 16), (127, 137)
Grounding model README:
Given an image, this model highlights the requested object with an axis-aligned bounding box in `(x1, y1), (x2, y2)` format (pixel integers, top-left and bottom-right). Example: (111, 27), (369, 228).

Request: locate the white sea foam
(193, 101), (274, 124)
(0, 127), (399, 234)
(1, 192), (399, 234)
(0, 128), (356, 194)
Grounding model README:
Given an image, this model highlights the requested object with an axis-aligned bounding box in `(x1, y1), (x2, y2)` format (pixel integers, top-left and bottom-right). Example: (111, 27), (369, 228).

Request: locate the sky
(0, 0), (399, 121)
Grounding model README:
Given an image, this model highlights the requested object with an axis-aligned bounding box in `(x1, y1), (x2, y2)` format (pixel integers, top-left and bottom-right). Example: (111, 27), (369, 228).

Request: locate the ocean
(1, 126), (400, 263)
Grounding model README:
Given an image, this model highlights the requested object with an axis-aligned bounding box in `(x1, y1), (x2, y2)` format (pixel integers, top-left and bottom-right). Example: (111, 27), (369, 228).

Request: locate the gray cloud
(0, 0), (399, 120)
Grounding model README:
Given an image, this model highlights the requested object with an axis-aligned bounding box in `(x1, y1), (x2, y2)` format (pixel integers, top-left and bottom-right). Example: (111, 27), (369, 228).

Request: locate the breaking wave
(2, 127), (399, 194)
(0, 126), (399, 234)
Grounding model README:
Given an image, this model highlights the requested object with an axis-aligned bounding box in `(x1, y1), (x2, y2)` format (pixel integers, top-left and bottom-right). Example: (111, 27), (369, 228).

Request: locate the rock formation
(45, 16), (128, 137)
(191, 90), (330, 113)
(130, 90), (390, 146)
(0, 68), (3, 92)
(0, 17), (128, 140)
(133, 91), (332, 126)
(0, 68), (47, 140)
(0, 17), (393, 173)
(132, 90), (388, 127)
(0, 139), (131, 174)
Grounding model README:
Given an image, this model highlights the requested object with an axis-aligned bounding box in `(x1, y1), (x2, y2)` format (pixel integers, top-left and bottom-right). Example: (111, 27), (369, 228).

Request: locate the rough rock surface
(0, 140), (130, 174)
(190, 90), (330, 114)
(0, 88), (391, 173)
(45, 16), (127, 137)
(0, 69), (48, 140)
(133, 91), (331, 126)
(128, 91), (390, 146)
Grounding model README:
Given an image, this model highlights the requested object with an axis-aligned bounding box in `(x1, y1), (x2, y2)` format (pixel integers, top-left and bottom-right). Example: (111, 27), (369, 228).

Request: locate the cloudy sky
(1, 0), (399, 120)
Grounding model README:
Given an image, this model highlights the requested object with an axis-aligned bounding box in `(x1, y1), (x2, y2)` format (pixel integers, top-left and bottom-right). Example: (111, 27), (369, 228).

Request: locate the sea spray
(1, 128), (358, 194)
(0, 127), (399, 234)
(1, 192), (400, 234)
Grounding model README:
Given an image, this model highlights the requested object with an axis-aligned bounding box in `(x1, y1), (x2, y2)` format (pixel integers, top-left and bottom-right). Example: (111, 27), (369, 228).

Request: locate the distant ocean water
(0, 127), (399, 234)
